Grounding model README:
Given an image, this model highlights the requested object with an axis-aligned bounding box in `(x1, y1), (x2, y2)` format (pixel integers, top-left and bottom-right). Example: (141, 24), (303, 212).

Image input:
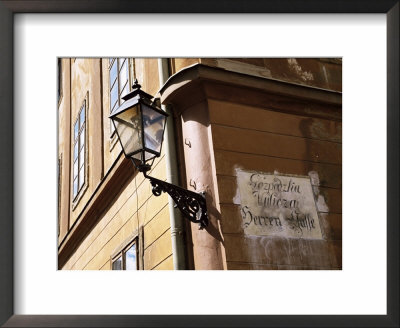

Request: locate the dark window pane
(110, 84), (118, 111)
(110, 60), (118, 89)
(111, 102), (118, 114)
(80, 106), (85, 128)
(80, 128), (85, 150)
(79, 148), (84, 168)
(74, 142), (78, 160)
(125, 243), (137, 270)
(73, 178), (78, 198)
(73, 159), (78, 179)
(120, 82), (128, 100)
(79, 167), (84, 189)
(118, 58), (125, 70)
(119, 60), (128, 92)
(74, 120), (79, 140)
(112, 256), (122, 270)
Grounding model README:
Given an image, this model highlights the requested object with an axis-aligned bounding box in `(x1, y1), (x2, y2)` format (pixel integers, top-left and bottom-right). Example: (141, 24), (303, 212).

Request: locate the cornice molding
(159, 63), (342, 121)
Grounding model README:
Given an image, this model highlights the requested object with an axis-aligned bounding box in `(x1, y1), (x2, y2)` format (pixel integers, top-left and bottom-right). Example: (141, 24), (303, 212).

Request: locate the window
(111, 228), (143, 270)
(109, 58), (130, 135)
(72, 101), (86, 199)
(112, 240), (138, 270)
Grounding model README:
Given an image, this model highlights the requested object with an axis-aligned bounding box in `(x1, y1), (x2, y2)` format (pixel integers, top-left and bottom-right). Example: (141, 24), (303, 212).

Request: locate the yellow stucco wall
(69, 58), (98, 228)
(58, 58), (71, 240)
(59, 58), (172, 270)
(62, 154), (172, 270)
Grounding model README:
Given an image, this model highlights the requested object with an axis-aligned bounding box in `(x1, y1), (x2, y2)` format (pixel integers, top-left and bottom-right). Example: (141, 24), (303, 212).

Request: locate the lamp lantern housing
(109, 79), (208, 229)
(109, 79), (168, 172)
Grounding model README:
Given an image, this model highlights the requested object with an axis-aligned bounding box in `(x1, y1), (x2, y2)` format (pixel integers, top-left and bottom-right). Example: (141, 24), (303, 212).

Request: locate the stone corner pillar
(159, 64), (226, 270)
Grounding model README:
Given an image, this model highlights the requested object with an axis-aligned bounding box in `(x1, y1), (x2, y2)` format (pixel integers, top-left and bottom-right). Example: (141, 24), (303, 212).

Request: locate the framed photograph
(0, 1), (398, 327)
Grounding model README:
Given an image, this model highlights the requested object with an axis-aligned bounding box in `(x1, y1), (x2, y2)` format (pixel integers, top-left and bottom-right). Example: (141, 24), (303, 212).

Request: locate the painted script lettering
(237, 171), (323, 239)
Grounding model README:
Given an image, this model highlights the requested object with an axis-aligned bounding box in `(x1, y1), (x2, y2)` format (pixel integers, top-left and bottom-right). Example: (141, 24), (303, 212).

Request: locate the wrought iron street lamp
(110, 80), (208, 229)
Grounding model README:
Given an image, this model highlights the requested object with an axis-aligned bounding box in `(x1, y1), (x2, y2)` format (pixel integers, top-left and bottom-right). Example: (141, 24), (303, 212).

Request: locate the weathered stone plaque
(237, 170), (323, 239)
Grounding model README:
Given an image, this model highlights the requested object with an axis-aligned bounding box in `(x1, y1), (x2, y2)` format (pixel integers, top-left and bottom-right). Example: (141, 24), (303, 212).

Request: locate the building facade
(58, 58), (342, 270)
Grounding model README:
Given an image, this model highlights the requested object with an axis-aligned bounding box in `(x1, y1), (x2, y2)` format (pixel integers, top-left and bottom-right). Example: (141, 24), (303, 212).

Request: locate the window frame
(109, 58), (131, 137)
(72, 98), (87, 202)
(112, 240), (138, 270)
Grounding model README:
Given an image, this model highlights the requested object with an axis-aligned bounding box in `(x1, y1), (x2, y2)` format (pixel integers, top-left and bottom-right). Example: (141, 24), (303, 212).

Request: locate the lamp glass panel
(132, 151), (143, 161)
(131, 150), (155, 167)
(142, 104), (166, 155)
(144, 151), (156, 162)
(112, 105), (142, 156)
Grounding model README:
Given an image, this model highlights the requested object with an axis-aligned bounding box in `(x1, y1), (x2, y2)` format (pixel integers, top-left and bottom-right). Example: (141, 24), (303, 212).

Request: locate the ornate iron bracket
(143, 172), (208, 229)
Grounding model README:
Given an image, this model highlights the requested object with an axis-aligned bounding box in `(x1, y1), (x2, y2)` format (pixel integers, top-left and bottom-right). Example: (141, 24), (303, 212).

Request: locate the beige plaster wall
(207, 99), (342, 269)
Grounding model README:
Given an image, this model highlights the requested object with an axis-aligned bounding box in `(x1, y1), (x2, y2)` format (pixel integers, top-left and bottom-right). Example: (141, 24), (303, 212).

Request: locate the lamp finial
(133, 79), (141, 90)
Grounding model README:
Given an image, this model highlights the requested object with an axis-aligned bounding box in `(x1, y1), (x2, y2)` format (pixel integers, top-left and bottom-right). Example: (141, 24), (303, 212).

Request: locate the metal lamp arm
(143, 171), (208, 229)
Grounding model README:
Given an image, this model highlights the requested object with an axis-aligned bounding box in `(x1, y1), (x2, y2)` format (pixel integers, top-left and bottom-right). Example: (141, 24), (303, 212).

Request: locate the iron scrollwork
(144, 173), (208, 229)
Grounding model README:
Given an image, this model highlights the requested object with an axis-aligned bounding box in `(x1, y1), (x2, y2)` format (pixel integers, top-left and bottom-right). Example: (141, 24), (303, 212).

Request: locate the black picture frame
(0, 1), (398, 327)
